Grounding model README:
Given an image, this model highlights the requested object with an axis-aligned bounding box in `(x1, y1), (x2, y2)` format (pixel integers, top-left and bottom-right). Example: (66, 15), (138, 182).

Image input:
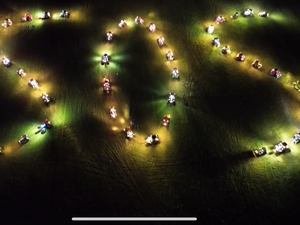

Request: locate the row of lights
(207, 9), (299, 156)
(105, 17), (176, 145)
(1, 10), (70, 146)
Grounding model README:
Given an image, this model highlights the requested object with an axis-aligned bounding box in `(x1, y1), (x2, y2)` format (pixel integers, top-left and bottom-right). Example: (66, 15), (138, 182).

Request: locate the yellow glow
(270, 12), (288, 24)
(203, 21), (214, 31)
(119, 118), (125, 124)
(123, 18), (133, 27)
(92, 56), (101, 62)
(111, 126), (119, 131)
(68, 11), (81, 21)
(51, 13), (61, 19)
(34, 11), (45, 20)
(0, 142), (18, 156)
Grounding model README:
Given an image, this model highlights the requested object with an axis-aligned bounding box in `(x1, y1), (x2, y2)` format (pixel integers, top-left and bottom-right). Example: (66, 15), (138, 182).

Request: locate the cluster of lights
(208, 9), (282, 79)
(2, 9), (71, 27)
(105, 17), (179, 144)
(103, 78), (111, 93)
(22, 14), (33, 22)
(2, 7), (276, 150)
(109, 106), (117, 118)
(1, 18), (12, 27)
(208, 8), (300, 155)
(0, 10), (72, 147)
(157, 36), (164, 47)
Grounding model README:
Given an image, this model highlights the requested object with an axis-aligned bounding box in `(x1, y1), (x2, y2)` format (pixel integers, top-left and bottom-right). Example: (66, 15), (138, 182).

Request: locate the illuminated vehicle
(221, 46), (231, 55)
(212, 38), (220, 48)
(103, 78), (111, 93)
(215, 16), (225, 24)
(41, 92), (51, 104)
(171, 68), (179, 79)
(207, 25), (214, 34)
(44, 119), (52, 128)
(148, 23), (156, 32)
(22, 14), (33, 22)
(101, 54), (109, 65)
(39, 119), (52, 134)
(109, 106), (117, 118)
(39, 12), (51, 20)
(252, 60), (262, 69)
(157, 36), (164, 47)
(60, 10), (70, 18)
(29, 78), (39, 89)
(292, 132), (300, 144)
(273, 141), (289, 154)
(17, 68), (26, 77)
(2, 18), (12, 27)
(168, 93), (176, 105)
(2, 57), (11, 67)
(292, 81), (300, 91)
(243, 9), (254, 17)
(123, 126), (134, 139)
(39, 122), (47, 134)
(107, 31), (113, 41)
(253, 147), (267, 157)
(119, 20), (127, 28)
(135, 16), (144, 25)
(230, 12), (239, 19)
(0, 147), (3, 154)
(19, 135), (29, 144)
(146, 135), (160, 145)
(162, 115), (170, 126)
(270, 68), (282, 78)
(258, 11), (269, 17)
(166, 51), (174, 61)
(236, 52), (246, 62)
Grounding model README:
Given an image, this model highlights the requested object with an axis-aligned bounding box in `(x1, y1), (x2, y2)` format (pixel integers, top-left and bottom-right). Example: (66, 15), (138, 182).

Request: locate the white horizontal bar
(72, 217), (197, 221)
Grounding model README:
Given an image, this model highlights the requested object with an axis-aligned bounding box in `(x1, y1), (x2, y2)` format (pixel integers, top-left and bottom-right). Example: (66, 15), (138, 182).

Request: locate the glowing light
(111, 126), (119, 131)
(119, 118), (125, 124)
(51, 13), (61, 19)
(270, 13), (288, 24)
(92, 56), (101, 62)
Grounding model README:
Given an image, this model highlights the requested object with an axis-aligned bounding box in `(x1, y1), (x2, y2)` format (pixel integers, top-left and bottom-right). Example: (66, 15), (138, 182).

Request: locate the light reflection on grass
(2, 119), (48, 156)
(50, 105), (72, 128)
(270, 12), (289, 25)
(111, 126), (119, 131)
(2, 3), (300, 173)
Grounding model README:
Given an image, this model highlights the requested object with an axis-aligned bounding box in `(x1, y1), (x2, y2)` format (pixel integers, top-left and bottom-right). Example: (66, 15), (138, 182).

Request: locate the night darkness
(1, 0), (300, 224)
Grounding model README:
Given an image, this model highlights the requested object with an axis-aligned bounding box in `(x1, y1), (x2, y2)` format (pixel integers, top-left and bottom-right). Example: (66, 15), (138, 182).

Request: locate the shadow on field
(75, 112), (124, 146)
(115, 27), (171, 118)
(0, 94), (40, 126)
(12, 21), (93, 75)
(231, 150), (255, 161)
(200, 71), (299, 127)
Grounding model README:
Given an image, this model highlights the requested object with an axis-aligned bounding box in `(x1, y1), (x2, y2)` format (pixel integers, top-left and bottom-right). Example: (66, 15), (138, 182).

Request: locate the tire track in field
(89, 132), (167, 215)
(99, 23), (167, 214)
(76, 67), (166, 215)
(156, 21), (201, 206)
(94, 31), (169, 212)
(167, 21), (216, 96)
(162, 109), (190, 206)
(162, 19), (210, 200)
(104, 108), (167, 215)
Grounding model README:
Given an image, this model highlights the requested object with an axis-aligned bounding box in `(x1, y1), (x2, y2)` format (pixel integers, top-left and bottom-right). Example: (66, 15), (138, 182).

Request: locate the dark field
(1, 0), (300, 224)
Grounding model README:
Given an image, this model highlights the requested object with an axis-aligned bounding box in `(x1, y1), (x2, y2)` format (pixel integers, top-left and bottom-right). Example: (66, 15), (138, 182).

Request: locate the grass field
(1, 0), (300, 223)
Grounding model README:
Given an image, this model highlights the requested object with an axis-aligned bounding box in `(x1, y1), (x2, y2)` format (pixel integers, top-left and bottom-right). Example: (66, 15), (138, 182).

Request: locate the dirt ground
(1, 0), (300, 223)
